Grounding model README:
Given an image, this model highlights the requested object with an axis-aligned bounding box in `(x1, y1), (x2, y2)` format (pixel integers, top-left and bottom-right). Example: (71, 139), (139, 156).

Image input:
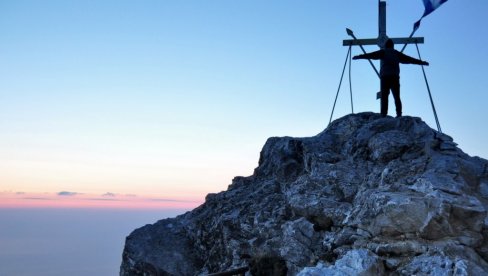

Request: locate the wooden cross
(343, 1), (424, 80)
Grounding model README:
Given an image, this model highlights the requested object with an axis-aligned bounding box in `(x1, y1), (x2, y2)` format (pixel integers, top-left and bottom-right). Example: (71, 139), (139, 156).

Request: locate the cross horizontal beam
(343, 38), (378, 46)
(343, 37), (424, 46)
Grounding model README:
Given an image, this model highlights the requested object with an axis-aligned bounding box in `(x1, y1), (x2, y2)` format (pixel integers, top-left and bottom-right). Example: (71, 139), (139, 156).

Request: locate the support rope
(329, 45), (352, 125)
(415, 43), (442, 133)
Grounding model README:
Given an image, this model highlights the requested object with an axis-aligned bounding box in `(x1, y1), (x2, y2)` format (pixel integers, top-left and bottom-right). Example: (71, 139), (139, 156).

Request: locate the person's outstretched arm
(352, 50), (383, 60)
(398, 52), (429, 66)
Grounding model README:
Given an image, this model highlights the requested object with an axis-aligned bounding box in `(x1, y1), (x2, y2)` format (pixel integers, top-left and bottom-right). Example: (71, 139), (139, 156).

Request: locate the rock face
(120, 112), (488, 275)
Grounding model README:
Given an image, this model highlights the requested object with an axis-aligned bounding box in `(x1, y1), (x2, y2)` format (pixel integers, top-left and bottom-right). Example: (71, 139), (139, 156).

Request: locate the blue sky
(0, 0), (487, 202)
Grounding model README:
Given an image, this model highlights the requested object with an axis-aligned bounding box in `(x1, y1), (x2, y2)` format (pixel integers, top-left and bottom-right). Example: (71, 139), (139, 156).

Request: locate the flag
(414, 0), (448, 31)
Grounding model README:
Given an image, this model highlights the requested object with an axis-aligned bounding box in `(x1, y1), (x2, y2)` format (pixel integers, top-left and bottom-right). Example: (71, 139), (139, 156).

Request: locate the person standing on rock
(352, 39), (429, 118)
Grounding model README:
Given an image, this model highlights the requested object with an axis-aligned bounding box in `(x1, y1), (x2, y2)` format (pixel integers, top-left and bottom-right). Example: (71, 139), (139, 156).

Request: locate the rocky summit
(120, 112), (488, 275)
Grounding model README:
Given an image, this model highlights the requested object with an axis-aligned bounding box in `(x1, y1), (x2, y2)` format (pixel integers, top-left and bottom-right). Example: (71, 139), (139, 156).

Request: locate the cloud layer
(58, 191), (79, 196)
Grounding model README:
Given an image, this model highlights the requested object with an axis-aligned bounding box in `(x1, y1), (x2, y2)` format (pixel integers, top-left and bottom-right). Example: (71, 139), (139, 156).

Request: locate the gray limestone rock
(120, 112), (488, 275)
(296, 249), (384, 276)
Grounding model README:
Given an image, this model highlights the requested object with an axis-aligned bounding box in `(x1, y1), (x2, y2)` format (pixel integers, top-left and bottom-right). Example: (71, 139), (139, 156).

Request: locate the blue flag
(414, 0), (448, 31)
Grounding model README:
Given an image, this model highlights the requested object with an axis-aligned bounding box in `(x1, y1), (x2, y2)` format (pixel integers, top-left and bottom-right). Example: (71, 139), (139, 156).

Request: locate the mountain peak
(121, 112), (488, 275)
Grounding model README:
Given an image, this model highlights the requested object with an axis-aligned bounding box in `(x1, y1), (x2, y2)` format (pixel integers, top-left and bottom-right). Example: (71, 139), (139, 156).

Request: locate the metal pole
(346, 28), (380, 79)
(415, 43), (442, 133)
(349, 45), (354, 113)
(329, 46), (352, 125)
(400, 28), (418, 53)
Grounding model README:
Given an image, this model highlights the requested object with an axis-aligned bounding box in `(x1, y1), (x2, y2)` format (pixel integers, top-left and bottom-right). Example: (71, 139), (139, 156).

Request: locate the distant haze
(0, 208), (188, 275)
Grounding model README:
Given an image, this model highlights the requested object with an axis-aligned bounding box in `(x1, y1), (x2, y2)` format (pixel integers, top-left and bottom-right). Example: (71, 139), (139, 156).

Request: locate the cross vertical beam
(379, 1), (387, 48)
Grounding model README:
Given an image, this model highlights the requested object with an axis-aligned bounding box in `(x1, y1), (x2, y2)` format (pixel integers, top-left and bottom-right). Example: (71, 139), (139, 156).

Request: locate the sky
(0, 0), (487, 209)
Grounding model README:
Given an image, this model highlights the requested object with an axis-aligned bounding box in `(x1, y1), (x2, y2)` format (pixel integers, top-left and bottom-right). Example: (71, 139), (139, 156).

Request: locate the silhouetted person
(353, 39), (429, 117)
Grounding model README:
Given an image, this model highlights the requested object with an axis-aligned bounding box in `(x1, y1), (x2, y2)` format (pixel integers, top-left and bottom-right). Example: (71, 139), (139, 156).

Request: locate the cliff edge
(120, 112), (488, 275)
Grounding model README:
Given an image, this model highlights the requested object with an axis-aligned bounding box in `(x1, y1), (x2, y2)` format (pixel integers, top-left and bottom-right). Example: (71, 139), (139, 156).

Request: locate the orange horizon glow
(0, 192), (204, 210)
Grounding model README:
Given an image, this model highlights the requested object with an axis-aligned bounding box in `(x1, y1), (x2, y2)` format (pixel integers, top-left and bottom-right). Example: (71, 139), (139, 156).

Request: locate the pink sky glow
(0, 191), (203, 210)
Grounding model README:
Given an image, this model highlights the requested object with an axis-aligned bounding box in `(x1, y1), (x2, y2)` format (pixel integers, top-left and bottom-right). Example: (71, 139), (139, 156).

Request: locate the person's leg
(380, 77), (390, 116)
(391, 77), (402, 117)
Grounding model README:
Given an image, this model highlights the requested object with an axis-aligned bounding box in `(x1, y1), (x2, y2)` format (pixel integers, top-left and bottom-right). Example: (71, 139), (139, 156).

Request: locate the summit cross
(342, 0), (424, 98)
(343, 1), (424, 50)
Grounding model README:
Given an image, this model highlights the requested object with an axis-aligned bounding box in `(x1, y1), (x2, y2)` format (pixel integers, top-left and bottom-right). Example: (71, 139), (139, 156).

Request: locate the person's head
(385, 39), (394, 49)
